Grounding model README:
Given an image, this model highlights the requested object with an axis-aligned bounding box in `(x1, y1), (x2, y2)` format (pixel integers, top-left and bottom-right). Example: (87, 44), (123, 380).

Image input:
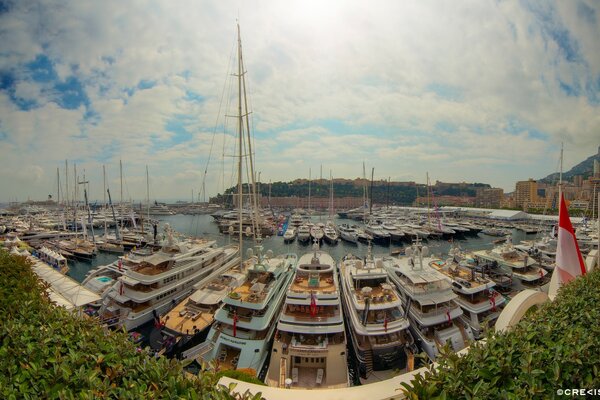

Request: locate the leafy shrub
(0, 250), (263, 399)
(402, 269), (600, 399)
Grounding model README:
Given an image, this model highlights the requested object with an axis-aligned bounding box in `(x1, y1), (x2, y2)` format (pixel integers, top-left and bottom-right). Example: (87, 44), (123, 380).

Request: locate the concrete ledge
(495, 289), (549, 333)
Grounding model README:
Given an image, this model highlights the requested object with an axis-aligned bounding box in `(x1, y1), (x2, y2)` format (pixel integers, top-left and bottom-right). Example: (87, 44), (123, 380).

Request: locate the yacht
(266, 245), (348, 389)
(297, 224), (311, 244)
(283, 226), (297, 243)
(428, 247), (505, 340)
(97, 225), (232, 331)
(323, 222), (339, 244)
(310, 223), (324, 244)
(472, 238), (550, 292)
(148, 203), (175, 216)
(289, 213), (304, 227)
(363, 221), (391, 244)
(198, 244), (297, 376)
(340, 246), (414, 383)
(385, 242), (474, 362)
(338, 224), (359, 244)
(160, 246), (242, 354)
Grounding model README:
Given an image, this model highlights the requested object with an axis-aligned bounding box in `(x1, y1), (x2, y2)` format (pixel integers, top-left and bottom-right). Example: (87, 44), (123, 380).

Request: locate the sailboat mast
(239, 33), (260, 240)
(369, 167), (374, 217)
(103, 165), (106, 208)
(308, 168), (312, 212)
(65, 160), (69, 208)
(236, 23), (244, 254)
(146, 165), (150, 221)
(426, 172), (430, 226)
(57, 168), (60, 206)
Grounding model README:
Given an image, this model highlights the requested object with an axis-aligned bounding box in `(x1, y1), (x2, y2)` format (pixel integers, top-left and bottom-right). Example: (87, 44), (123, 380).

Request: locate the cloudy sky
(0, 0), (598, 203)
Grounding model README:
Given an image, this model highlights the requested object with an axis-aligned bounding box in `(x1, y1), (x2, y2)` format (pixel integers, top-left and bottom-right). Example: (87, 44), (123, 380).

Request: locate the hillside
(212, 179), (491, 206)
(541, 147), (600, 183)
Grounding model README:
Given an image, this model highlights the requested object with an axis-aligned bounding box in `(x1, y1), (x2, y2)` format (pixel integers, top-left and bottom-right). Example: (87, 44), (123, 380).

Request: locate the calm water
(67, 214), (536, 283)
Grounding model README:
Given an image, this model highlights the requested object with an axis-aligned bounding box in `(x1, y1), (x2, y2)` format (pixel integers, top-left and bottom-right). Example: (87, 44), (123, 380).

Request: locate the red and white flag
(232, 311), (239, 337)
(549, 193), (586, 298)
(310, 291), (318, 317)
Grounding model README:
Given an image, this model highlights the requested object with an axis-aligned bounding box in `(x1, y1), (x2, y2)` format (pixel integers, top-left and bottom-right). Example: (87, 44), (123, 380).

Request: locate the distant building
(515, 179), (539, 210)
(475, 188), (504, 208)
(573, 175), (583, 187)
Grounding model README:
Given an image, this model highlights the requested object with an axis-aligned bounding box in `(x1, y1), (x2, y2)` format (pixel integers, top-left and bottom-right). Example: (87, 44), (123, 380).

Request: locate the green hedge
(0, 250), (262, 399)
(402, 269), (600, 399)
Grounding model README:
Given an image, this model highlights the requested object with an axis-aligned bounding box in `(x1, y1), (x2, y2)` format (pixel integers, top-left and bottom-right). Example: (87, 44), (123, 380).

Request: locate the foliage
(0, 250), (263, 399)
(402, 269), (600, 399)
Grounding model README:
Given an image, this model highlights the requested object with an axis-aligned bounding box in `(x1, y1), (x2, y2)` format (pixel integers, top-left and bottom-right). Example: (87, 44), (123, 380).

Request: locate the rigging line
(203, 35), (237, 200)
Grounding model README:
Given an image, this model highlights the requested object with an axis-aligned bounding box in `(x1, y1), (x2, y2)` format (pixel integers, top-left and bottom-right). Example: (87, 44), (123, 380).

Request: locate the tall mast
(239, 31), (260, 240)
(426, 172), (430, 226)
(65, 160), (69, 208)
(369, 167), (374, 217)
(308, 168), (312, 212)
(119, 159), (123, 207)
(56, 167), (60, 206)
(236, 22), (244, 255)
(103, 165), (106, 208)
(146, 165), (150, 221)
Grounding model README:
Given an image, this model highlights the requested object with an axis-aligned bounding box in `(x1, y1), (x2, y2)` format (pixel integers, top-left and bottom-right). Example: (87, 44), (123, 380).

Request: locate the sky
(0, 0), (599, 203)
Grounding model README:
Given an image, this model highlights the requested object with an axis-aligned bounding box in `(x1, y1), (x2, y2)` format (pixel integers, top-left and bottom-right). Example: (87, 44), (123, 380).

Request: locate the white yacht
(310, 224), (324, 244)
(283, 226), (297, 243)
(323, 222), (339, 244)
(472, 238), (550, 292)
(97, 225), (232, 331)
(338, 224), (358, 244)
(148, 203), (175, 216)
(385, 242), (474, 362)
(428, 247), (505, 340)
(266, 245), (348, 389)
(199, 245), (297, 376)
(297, 224), (311, 244)
(158, 246), (242, 355)
(340, 246), (414, 383)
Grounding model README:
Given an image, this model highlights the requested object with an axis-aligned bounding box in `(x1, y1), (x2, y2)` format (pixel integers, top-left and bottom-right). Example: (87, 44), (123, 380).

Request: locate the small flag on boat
(489, 292), (496, 312)
(446, 309), (452, 323)
(119, 281), (124, 296)
(232, 311), (239, 337)
(310, 291), (318, 317)
(118, 259), (123, 271)
(549, 193), (586, 299)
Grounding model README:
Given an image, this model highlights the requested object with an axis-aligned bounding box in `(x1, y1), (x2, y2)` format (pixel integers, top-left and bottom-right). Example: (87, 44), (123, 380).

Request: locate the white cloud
(0, 0), (598, 202)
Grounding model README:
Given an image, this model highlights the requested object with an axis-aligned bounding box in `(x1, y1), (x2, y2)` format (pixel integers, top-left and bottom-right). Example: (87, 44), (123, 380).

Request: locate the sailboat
(197, 24), (298, 377)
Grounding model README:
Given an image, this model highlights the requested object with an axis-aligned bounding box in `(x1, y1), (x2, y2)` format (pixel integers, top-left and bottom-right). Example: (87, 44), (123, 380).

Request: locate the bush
(0, 250), (263, 399)
(402, 269), (600, 399)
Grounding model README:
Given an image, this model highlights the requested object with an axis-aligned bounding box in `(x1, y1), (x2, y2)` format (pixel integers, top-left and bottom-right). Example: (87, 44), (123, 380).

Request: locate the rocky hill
(540, 146), (600, 183)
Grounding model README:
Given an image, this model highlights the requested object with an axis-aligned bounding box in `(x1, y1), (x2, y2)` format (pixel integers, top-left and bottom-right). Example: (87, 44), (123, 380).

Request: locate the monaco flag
(549, 193), (586, 298)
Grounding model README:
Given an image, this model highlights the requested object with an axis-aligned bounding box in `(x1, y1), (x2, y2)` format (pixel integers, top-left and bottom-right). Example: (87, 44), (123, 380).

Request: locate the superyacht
(266, 244), (348, 388)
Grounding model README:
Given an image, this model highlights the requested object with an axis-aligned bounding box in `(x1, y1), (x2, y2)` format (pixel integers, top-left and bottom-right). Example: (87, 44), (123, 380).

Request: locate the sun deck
(290, 272), (336, 294)
(163, 299), (215, 335)
(428, 260), (490, 290)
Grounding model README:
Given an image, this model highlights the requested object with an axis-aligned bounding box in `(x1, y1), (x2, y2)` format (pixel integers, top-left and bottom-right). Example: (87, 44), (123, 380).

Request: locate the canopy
(31, 259), (101, 308)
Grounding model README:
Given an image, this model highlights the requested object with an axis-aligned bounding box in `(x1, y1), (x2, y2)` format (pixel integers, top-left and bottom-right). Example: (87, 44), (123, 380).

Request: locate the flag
(446, 309), (451, 323)
(310, 291), (317, 317)
(554, 193), (586, 285)
(232, 311), (239, 337)
(118, 259), (123, 271)
(489, 291), (496, 312)
(384, 314), (388, 332)
(119, 281), (124, 296)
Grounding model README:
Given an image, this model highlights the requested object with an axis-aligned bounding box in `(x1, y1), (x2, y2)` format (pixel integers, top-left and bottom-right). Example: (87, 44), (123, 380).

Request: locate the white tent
(30, 259), (101, 309)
